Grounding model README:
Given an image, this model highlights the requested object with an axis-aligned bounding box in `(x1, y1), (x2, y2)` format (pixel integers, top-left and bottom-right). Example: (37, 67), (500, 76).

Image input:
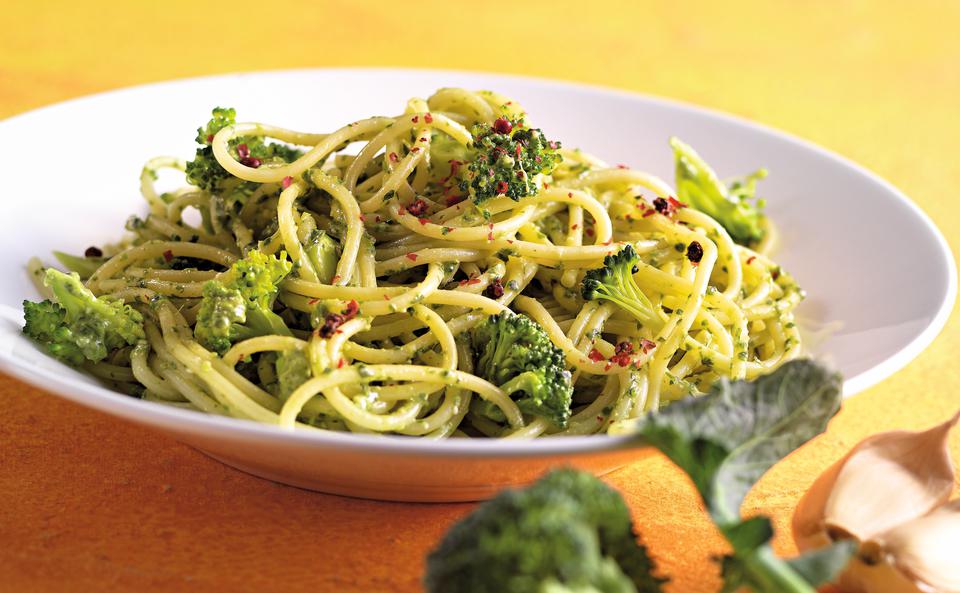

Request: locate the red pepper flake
(642, 209), (656, 218)
(746, 255), (757, 265)
(445, 194), (465, 207)
(411, 147), (420, 153)
(506, 239), (514, 244)
(496, 181), (509, 195)
(639, 339), (657, 354)
(162, 250), (174, 262)
(492, 117), (513, 134)
(331, 274), (341, 284)
(343, 300), (359, 319)
(604, 363), (612, 371)
(466, 278), (482, 285)
(236, 143), (250, 159)
(571, 224), (579, 230)
(487, 232), (494, 241)
(543, 182), (550, 189)
(772, 268), (781, 281)
(586, 228), (595, 237)
(307, 298), (319, 305)
(418, 217), (430, 226)
(616, 163), (629, 169)
(484, 278), (504, 299)
(281, 175), (293, 189)
(668, 196), (688, 210)
(388, 152), (399, 163)
(424, 113), (433, 123)
(419, 137), (427, 143)
(588, 348), (605, 362)
(359, 214), (366, 222)
(411, 116), (419, 123)
(407, 199), (429, 217)
(597, 416), (604, 422)
(687, 241), (704, 265)
(337, 358), (345, 369)
(609, 341), (634, 367)
(240, 156), (261, 168)
(375, 216), (381, 223)
(206, 134), (214, 143)
(383, 294), (391, 300)
(84, 246), (102, 258)
(448, 159), (462, 176)
(568, 192), (573, 198)
(405, 253), (418, 261)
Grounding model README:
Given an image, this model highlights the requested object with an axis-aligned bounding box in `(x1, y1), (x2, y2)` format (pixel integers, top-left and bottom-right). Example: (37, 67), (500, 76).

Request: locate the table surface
(2, 1), (959, 591)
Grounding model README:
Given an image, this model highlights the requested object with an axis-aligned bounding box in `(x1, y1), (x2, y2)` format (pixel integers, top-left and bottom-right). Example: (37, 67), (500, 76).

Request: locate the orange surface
(2, 1), (959, 592)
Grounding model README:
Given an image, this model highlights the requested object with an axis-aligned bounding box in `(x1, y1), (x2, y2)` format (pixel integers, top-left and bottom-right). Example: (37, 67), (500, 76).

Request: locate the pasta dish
(22, 88), (802, 438)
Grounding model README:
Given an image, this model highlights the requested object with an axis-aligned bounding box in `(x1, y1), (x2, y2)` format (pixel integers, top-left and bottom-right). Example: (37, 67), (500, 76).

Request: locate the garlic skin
(792, 414), (958, 551)
(874, 500), (960, 593)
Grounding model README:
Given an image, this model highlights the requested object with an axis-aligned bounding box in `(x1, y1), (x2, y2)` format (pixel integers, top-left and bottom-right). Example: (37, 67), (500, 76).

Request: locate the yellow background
(2, 1), (958, 591)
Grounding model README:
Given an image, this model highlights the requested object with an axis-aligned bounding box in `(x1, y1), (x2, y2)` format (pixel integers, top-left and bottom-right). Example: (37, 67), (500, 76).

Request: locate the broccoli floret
(194, 250), (293, 354)
(470, 312), (573, 427)
(438, 118), (561, 204)
(22, 269), (145, 365)
(581, 245), (660, 329)
(185, 106), (304, 193)
(304, 229), (340, 284)
(424, 469), (664, 593)
(670, 137), (767, 245)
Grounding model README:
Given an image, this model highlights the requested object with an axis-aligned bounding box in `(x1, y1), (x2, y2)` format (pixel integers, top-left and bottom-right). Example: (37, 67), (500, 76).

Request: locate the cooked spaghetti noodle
(24, 88), (802, 438)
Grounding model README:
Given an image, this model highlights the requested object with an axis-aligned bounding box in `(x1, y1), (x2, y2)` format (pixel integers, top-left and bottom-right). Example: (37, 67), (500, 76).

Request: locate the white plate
(0, 69), (954, 501)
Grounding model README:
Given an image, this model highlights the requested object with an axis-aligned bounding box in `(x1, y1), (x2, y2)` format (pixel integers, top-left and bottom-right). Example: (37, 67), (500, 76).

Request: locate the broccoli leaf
(632, 359), (847, 593)
(670, 137), (767, 245)
(53, 251), (107, 280)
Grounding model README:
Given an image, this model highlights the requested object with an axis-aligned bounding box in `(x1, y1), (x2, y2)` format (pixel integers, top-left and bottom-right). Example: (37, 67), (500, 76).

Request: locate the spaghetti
(25, 88), (802, 438)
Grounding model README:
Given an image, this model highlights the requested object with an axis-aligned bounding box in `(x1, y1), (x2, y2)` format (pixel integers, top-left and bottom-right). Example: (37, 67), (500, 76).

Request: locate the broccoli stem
(740, 547), (817, 593)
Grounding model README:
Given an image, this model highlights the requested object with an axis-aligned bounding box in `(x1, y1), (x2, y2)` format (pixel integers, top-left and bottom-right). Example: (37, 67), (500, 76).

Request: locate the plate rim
(0, 66), (954, 456)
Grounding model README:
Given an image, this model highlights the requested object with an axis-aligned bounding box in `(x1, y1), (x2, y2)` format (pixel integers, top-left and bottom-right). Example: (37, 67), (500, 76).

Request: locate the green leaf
(632, 360), (842, 527)
(722, 516), (773, 554)
(785, 540), (858, 588)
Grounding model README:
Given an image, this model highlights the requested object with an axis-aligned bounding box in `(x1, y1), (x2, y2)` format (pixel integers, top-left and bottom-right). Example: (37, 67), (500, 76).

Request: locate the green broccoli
(52, 251), (107, 280)
(22, 269), (145, 365)
(275, 348), (311, 398)
(581, 245), (660, 329)
(470, 312), (573, 428)
(670, 137), (767, 245)
(304, 229), (340, 284)
(435, 117), (561, 204)
(194, 250), (293, 355)
(185, 106), (303, 193)
(424, 469), (664, 593)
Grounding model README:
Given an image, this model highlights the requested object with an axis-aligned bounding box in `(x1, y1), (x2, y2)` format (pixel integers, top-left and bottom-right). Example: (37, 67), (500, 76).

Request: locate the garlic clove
(793, 413), (959, 552)
(872, 500), (960, 593)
